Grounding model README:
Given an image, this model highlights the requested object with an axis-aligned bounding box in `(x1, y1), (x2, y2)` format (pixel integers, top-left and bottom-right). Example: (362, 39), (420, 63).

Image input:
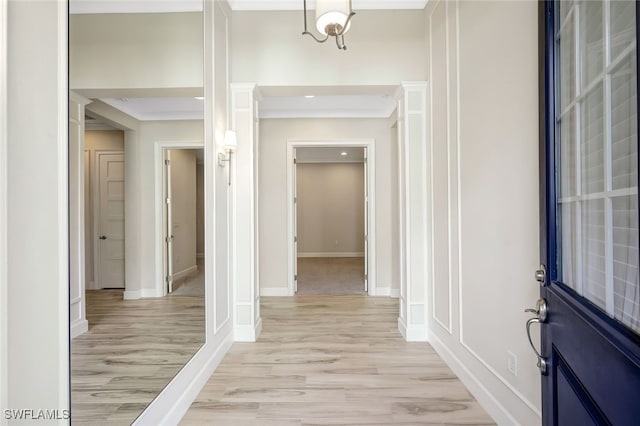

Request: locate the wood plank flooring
(71, 290), (205, 425)
(181, 296), (495, 425)
(297, 257), (366, 295)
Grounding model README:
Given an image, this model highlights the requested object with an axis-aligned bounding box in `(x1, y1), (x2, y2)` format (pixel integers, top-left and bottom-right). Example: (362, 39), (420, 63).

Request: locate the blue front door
(540, 1), (640, 424)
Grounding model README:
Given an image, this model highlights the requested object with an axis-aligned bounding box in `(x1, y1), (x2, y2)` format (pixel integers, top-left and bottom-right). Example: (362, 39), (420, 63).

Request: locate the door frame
(286, 139), (376, 296)
(93, 150), (125, 290)
(154, 141), (204, 297)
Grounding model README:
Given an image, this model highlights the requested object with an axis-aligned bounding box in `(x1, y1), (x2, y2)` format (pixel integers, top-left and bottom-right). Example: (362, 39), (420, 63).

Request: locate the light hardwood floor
(71, 290), (205, 425)
(181, 296), (495, 425)
(297, 257), (366, 295)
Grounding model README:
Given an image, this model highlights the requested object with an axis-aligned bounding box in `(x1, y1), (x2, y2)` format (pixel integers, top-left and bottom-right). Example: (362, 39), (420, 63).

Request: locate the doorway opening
(161, 147), (205, 297)
(287, 139), (376, 296)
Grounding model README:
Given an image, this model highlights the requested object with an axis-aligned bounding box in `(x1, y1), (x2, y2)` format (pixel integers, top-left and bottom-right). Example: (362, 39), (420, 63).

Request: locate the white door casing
(364, 146), (369, 293)
(287, 139), (376, 296)
(164, 150), (174, 294)
(95, 152), (125, 289)
(293, 149), (298, 294)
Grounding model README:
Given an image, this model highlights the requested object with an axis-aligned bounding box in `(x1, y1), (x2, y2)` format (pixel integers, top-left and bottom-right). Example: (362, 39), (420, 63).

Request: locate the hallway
(181, 296), (494, 425)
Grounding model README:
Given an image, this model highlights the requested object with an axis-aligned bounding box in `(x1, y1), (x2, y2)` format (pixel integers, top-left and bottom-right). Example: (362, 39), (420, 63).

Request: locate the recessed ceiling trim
(259, 108), (395, 119)
(228, 0), (428, 11)
(69, 0), (203, 15)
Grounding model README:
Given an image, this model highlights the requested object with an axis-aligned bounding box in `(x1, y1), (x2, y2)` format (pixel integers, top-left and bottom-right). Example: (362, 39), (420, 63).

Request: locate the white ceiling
(100, 97), (205, 121)
(296, 147), (365, 163)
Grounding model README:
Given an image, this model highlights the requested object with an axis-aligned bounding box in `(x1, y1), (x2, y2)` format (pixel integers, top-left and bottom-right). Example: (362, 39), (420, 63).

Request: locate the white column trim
(69, 92), (91, 339)
(397, 82), (430, 342)
(230, 82), (262, 342)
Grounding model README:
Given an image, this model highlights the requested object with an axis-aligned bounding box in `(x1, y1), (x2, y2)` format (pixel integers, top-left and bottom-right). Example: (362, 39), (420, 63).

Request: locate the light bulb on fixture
(341, 152), (348, 156)
(302, 0), (355, 50)
(218, 130), (237, 185)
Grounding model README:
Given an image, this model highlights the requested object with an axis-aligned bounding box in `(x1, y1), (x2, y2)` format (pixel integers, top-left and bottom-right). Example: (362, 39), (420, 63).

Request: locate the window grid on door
(556, 0), (639, 334)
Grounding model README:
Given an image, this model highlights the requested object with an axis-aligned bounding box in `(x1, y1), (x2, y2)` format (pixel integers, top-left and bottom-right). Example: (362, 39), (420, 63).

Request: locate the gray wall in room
(297, 163), (365, 256)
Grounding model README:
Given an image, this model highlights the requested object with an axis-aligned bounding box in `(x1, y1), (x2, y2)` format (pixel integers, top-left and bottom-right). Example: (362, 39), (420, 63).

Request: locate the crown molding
(228, 0), (428, 11)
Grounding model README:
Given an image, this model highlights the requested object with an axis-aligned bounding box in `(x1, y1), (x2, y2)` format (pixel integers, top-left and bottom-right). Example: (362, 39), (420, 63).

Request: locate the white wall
(297, 163), (365, 256)
(259, 118), (398, 293)
(231, 10), (426, 86)
(424, 1), (541, 424)
(0, 0), (8, 417)
(167, 149), (197, 278)
(70, 12), (203, 95)
(5, 0), (69, 418)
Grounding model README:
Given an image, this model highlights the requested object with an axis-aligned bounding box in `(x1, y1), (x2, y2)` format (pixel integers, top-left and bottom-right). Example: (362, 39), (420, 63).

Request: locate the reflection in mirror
(68, 4), (205, 424)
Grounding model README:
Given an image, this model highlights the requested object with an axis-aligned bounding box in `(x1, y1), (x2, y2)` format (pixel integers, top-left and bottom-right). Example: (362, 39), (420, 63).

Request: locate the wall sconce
(218, 130), (237, 167)
(302, 0), (355, 50)
(218, 130), (237, 185)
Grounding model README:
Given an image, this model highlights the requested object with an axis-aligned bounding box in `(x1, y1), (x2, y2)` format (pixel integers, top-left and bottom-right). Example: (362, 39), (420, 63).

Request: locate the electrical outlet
(507, 350), (517, 376)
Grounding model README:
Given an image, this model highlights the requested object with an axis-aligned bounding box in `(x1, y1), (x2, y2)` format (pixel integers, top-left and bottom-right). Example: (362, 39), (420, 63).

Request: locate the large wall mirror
(68, 2), (205, 424)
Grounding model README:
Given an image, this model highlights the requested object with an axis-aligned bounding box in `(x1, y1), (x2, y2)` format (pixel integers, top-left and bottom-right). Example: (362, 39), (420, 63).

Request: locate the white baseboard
(87, 280), (97, 290)
(173, 264), (198, 282)
(398, 316), (407, 340)
(124, 288), (164, 299)
(260, 287), (290, 296)
(398, 317), (428, 342)
(297, 252), (365, 258)
(70, 319), (88, 339)
(234, 317), (263, 342)
(371, 286), (399, 298)
(133, 329), (234, 426)
(373, 286), (390, 296)
(429, 333), (514, 425)
(123, 290), (141, 300)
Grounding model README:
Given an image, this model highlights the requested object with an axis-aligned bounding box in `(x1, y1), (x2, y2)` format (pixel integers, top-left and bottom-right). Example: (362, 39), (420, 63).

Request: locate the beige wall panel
(426, 0), (541, 424)
(259, 118), (397, 291)
(297, 163), (365, 255)
(70, 12), (203, 93)
(231, 10), (427, 86)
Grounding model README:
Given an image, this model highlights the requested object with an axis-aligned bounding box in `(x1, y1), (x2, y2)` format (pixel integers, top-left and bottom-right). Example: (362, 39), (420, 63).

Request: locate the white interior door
(164, 150), (174, 293)
(96, 152), (125, 289)
(364, 147), (368, 293)
(293, 149), (298, 294)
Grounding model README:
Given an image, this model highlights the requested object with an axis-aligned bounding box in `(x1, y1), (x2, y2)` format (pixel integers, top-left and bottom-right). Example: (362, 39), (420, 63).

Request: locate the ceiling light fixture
(304, 95), (315, 98)
(302, 0), (355, 50)
(341, 152), (348, 156)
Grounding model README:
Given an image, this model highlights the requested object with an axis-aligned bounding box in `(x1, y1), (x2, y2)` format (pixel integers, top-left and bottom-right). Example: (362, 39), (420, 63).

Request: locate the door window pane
(610, 0), (635, 60)
(557, 0), (639, 335)
(582, 199), (606, 310)
(580, 0), (603, 89)
(581, 83), (604, 194)
(560, 11), (576, 110)
(611, 54), (638, 190)
(559, 110), (577, 197)
(612, 196), (640, 333)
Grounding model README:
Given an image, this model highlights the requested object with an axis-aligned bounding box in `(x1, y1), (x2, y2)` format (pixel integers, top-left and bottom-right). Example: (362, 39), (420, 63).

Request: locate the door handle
(525, 298), (548, 374)
(99, 235), (107, 240)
